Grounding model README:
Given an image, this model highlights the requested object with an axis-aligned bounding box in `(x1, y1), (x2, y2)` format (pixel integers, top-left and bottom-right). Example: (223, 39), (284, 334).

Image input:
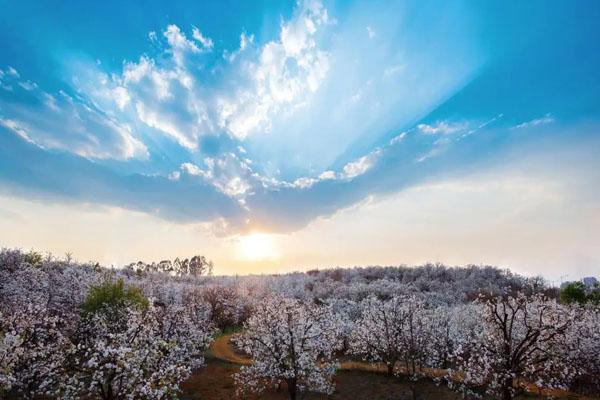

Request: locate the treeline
(124, 255), (213, 276)
(234, 293), (600, 400)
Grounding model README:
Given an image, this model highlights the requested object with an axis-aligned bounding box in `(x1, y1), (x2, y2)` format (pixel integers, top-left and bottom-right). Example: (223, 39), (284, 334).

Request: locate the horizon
(1, 0), (599, 282)
(5, 245), (593, 289)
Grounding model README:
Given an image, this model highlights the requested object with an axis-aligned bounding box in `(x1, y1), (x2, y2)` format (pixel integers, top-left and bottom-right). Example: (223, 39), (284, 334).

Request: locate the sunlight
(235, 233), (280, 262)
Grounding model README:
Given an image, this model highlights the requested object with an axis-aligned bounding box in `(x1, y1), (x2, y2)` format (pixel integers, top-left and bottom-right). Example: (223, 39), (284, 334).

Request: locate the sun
(235, 233), (280, 262)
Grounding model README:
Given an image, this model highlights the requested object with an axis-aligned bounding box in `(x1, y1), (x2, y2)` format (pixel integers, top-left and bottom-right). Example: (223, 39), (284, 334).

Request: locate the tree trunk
(410, 381), (418, 400)
(501, 377), (514, 400)
(387, 362), (394, 376)
(287, 378), (297, 400)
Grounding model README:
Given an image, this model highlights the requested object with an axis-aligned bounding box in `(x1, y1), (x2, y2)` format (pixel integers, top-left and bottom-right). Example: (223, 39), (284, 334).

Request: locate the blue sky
(1, 0), (599, 278)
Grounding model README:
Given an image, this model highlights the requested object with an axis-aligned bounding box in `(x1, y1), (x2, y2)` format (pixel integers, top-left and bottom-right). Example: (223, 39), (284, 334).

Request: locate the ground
(180, 334), (597, 400)
(181, 358), (462, 400)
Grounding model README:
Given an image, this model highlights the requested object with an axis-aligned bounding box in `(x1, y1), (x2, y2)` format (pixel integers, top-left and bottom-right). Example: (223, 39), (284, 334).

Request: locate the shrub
(561, 282), (588, 305)
(81, 278), (148, 314)
(23, 251), (43, 268)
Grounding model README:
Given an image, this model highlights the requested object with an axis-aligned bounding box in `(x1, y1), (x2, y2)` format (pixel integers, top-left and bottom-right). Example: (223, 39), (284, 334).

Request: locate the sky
(0, 0), (599, 282)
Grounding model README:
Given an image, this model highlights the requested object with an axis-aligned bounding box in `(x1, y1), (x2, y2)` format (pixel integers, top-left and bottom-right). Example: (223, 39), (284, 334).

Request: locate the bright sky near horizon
(0, 0), (599, 282)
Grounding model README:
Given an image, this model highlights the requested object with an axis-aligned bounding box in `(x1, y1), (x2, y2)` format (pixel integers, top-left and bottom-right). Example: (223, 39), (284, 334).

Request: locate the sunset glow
(235, 233), (280, 262)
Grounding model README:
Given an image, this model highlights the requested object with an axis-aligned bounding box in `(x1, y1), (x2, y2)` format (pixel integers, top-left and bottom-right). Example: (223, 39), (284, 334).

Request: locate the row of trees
(125, 255), (213, 277)
(234, 294), (600, 400)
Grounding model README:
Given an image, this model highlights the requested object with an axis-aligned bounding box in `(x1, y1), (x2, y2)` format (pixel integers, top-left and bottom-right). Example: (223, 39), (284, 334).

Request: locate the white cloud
(167, 170), (181, 181)
(239, 32), (254, 51)
(217, 0), (331, 139)
(167, 135), (384, 200)
(417, 120), (466, 135)
(342, 157), (371, 178)
(293, 176), (318, 189)
(259, 147), (383, 192)
(192, 26), (214, 50)
(163, 24), (200, 66)
(389, 131), (407, 145)
(341, 149), (381, 179)
(18, 80), (37, 91)
(6, 66), (19, 77)
(180, 162), (205, 177)
(511, 114), (554, 130)
(112, 86), (130, 110)
(460, 113), (503, 138)
(318, 170), (336, 180)
(366, 26), (376, 39)
(415, 115), (504, 161)
(78, 2), (332, 149)
(71, 0), (333, 152)
(0, 118), (36, 145)
(382, 64), (404, 78)
(176, 153), (256, 198)
(0, 72), (148, 160)
(0, 66), (21, 91)
(42, 92), (59, 111)
(115, 48), (210, 150)
(416, 137), (451, 163)
(224, 32), (254, 62)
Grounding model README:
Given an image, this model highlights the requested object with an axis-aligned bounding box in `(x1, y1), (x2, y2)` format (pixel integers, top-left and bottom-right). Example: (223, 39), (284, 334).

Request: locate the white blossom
(234, 296), (343, 400)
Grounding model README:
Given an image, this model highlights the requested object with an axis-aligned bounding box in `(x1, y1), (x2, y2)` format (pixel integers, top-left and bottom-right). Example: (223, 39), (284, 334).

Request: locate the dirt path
(209, 333), (381, 371)
(209, 333), (251, 365)
(210, 334), (448, 375)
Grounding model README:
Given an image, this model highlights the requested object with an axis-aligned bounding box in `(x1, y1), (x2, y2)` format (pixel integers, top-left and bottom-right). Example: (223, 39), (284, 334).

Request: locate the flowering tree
(564, 305), (600, 393)
(234, 296), (342, 400)
(0, 305), (72, 398)
(450, 292), (574, 400)
(192, 284), (250, 330)
(62, 303), (212, 400)
(349, 296), (433, 376)
(349, 296), (406, 376)
(425, 305), (454, 369)
(61, 279), (213, 400)
(349, 295), (434, 399)
(0, 311), (21, 395)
